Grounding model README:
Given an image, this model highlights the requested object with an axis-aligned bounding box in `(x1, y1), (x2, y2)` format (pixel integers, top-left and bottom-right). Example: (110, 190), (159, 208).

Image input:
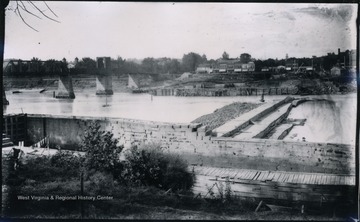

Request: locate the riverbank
(3, 73), (357, 96)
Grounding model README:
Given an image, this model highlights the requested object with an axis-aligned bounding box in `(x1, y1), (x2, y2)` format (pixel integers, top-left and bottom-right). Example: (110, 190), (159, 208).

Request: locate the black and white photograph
(1, 1), (358, 220)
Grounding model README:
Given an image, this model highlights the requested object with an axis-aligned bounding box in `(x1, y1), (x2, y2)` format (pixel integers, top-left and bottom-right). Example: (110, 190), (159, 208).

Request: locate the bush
(80, 121), (123, 174)
(18, 151), (82, 182)
(120, 144), (195, 192)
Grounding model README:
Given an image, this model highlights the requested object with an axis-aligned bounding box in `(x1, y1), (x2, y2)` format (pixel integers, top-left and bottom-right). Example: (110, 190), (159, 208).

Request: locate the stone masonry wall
(26, 114), (355, 175)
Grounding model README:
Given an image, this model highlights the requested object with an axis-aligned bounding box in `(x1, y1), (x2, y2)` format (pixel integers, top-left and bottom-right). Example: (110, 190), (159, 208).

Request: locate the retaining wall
(25, 114), (355, 175)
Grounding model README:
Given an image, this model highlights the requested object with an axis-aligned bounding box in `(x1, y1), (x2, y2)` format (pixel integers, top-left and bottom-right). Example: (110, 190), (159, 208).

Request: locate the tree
(44, 59), (57, 73)
(222, 51), (229, 60)
(141, 57), (158, 73)
(80, 121), (123, 174)
(240, 53), (252, 63)
(165, 59), (181, 74)
(181, 52), (205, 72)
(201, 54), (207, 62)
(77, 57), (96, 74)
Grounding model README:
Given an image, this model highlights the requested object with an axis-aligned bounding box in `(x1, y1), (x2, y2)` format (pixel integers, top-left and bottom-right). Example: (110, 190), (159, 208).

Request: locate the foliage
(222, 51), (229, 59)
(182, 52), (207, 72)
(85, 171), (116, 196)
(18, 151), (82, 183)
(120, 144), (195, 191)
(80, 121), (123, 174)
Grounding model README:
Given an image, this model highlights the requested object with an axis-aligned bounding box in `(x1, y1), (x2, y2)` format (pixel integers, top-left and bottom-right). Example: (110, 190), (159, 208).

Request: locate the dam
(2, 92), (356, 206)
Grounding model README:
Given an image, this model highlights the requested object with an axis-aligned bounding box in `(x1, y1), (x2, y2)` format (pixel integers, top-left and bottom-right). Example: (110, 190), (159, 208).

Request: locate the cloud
(281, 12), (296, 21)
(294, 5), (353, 23)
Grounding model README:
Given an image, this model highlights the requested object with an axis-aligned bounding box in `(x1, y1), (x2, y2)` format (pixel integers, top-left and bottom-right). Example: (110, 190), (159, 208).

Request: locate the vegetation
(120, 144), (195, 191)
(2, 122), (197, 218)
(4, 48), (355, 83)
(80, 121), (123, 175)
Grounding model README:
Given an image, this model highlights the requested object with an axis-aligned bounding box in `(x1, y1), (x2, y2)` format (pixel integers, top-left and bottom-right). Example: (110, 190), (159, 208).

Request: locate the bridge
(3, 57), (114, 103)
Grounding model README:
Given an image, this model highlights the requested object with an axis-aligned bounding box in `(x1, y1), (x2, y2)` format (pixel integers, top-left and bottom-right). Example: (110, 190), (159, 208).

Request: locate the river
(3, 90), (356, 144)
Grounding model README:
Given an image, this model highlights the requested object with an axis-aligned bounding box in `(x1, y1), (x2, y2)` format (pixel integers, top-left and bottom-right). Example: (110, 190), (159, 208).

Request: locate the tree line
(4, 50), (353, 77)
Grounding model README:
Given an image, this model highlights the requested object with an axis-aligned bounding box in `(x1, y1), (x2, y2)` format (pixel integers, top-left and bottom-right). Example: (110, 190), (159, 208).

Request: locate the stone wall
(26, 114), (355, 175)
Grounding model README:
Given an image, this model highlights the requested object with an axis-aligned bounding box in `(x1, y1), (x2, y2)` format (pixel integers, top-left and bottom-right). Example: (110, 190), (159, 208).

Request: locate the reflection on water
(4, 91), (356, 144)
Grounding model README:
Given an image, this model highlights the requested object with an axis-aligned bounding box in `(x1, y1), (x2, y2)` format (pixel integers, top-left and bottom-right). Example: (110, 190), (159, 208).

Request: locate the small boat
(39, 89), (46, 93)
(12, 90), (22, 94)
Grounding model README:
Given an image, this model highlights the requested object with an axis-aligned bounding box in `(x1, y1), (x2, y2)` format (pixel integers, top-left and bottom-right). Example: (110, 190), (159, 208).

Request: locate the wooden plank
(279, 173), (286, 183)
(216, 168), (226, 177)
(313, 174), (318, 185)
(244, 170), (253, 180)
(334, 176), (340, 185)
(263, 171), (271, 181)
(303, 174), (311, 184)
(319, 175), (325, 185)
(323, 175), (329, 185)
(274, 172), (282, 181)
(347, 176), (354, 185)
(207, 167), (216, 176)
(247, 171), (256, 180)
(246, 170), (255, 179)
(237, 170), (248, 179)
(301, 173), (307, 184)
(287, 174), (295, 183)
(330, 175), (336, 185)
(297, 173), (304, 183)
(230, 170), (239, 178)
(316, 175), (321, 185)
(255, 171), (263, 180)
(306, 174), (312, 184)
(338, 175), (343, 185)
(345, 176), (350, 185)
(257, 171), (266, 181)
(340, 176), (345, 185)
(266, 172), (275, 181)
(236, 170), (246, 179)
(255, 172), (263, 180)
(208, 168), (219, 176)
(317, 174), (323, 185)
(291, 174), (298, 183)
(351, 177), (355, 185)
(310, 174), (316, 184)
(283, 173), (290, 183)
(213, 168), (223, 176)
(286, 173), (294, 183)
(224, 169), (233, 177)
(271, 172), (278, 181)
(278, 173), (286, 182)
(204, 167), (214, 175)
(223, 168), (231, 177)
(204, 167), (214, 176)
(251, 171), (260, 180)
(310, 174), (317, 184)
(294, 174), (301, 183)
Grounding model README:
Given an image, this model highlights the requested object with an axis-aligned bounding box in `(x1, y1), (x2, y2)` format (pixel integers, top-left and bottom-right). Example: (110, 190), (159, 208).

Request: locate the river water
(3, 90), (357, 144)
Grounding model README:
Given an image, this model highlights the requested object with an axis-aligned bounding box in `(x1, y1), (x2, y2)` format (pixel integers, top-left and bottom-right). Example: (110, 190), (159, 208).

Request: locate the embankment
(191, 102), (261, 132)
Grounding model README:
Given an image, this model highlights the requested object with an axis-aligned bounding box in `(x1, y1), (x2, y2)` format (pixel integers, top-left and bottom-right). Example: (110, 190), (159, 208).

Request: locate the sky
(4, 2), (358, 62)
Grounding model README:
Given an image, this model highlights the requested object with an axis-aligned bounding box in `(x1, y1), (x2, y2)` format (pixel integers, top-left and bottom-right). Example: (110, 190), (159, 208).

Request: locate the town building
(197, 59), (255, 74)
